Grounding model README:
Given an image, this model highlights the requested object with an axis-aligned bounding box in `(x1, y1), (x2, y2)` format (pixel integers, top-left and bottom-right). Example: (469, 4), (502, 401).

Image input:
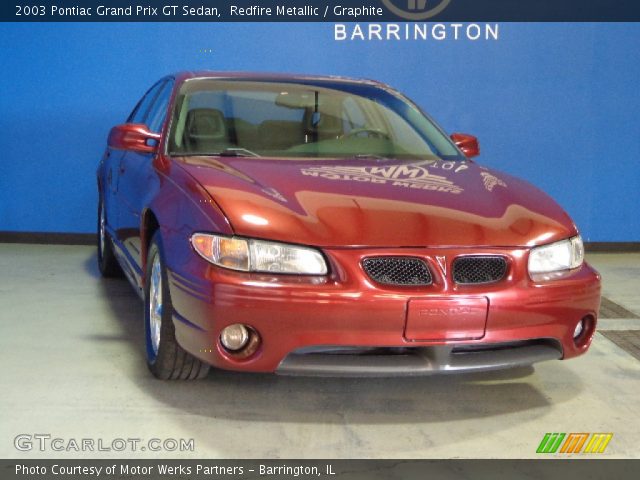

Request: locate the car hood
(175, 156), (576, 248)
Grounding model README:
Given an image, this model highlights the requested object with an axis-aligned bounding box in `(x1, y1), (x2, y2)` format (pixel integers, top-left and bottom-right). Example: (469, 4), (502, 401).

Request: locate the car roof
(171, 71), (386, 88)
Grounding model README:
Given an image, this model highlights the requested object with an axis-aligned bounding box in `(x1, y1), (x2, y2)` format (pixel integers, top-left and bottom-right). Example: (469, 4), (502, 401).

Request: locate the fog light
(220, 324), (249, 351)
(573, 320), (584, 339)
(573, 315), (596, 348)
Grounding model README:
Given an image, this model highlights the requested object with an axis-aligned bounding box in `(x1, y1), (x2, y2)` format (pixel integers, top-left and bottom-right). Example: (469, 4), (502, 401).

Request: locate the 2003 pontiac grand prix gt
(97, 72), (601, 380)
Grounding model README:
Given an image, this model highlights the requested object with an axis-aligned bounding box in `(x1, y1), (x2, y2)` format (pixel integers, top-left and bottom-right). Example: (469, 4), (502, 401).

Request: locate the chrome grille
(453, 256), (508, 285)
(362, 257), (432, 286)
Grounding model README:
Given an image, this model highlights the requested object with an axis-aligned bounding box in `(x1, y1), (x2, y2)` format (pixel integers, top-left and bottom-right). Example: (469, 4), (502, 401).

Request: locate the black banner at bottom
(3, 459), (639, 480)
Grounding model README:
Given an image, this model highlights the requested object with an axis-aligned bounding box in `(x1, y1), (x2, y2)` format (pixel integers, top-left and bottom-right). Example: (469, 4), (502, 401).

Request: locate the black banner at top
(3, 0), (640, 22)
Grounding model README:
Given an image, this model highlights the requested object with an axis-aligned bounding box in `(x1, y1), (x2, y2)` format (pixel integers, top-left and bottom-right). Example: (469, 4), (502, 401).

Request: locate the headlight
(191, 234), (328, 275)
(528, 236), (584, 277)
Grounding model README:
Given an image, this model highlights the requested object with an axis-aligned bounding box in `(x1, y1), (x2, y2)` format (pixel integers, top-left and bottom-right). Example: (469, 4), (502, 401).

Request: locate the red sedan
(97, 72), (601, 379)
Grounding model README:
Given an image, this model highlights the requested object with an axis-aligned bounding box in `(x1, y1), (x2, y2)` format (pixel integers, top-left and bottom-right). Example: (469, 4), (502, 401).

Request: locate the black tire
(97, 196), (123, 278)
(144, 231), (210, 380)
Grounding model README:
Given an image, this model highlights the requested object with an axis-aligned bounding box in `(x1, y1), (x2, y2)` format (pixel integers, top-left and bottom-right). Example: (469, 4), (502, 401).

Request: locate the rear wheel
(145, 231), (210, 380)
(97, 197), (122, 277)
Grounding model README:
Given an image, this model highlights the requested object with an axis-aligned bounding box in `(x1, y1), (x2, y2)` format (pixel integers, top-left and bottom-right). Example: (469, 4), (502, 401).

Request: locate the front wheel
(144, 231), (210, 380)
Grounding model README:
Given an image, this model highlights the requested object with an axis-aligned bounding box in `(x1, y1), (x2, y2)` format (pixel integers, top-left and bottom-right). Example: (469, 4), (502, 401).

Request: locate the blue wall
(0, 23), (638, 241)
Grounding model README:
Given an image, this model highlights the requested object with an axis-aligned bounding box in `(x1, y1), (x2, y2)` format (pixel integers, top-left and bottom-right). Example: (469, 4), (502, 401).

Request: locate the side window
(127, 80), (166, 125)
(146, 80), (174, 133)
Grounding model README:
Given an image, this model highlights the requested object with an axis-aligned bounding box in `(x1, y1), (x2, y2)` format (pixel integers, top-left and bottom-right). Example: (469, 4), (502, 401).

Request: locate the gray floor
(0, 245), (639, 459)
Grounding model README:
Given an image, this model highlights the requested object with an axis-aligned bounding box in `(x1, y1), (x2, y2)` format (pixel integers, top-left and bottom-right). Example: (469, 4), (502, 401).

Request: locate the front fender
(141, 158), (234, 277)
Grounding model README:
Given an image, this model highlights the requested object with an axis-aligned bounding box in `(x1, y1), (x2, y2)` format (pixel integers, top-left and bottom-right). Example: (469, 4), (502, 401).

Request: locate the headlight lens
(528, 236), (584, 276)
(191, 234), (328, 275)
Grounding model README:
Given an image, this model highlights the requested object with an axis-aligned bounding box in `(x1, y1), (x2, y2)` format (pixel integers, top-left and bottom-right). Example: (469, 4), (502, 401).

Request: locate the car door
(102, 147), (124, 231)
(113, 78), (174, 286)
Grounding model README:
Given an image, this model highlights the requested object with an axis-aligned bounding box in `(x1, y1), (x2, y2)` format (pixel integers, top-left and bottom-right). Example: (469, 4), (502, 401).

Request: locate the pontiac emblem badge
(436, 256), (447, 275)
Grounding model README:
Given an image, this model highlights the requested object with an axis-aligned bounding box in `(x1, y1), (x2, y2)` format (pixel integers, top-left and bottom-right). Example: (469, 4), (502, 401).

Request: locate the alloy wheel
(148, 253), (163, 356)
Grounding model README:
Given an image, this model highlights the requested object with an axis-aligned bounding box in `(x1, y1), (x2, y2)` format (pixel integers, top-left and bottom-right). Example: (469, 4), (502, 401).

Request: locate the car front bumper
(167, 247), (601, 376)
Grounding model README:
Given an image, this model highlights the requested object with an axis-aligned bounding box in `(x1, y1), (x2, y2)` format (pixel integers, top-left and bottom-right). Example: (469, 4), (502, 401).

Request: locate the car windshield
(168, 78), (464, 161)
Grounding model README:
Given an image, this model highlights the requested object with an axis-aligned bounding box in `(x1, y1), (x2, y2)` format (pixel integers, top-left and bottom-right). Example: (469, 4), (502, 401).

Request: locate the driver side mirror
(108, 123), (161, 154)
(450, 133), (480, 159)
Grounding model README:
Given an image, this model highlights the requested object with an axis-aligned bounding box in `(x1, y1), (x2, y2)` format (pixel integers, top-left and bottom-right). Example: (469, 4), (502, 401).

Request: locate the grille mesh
(453, 256), (507, 285)
(362, 257), (432, 286)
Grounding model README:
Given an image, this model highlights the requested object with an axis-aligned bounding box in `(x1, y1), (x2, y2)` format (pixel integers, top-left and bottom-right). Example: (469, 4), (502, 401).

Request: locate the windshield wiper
(217, 148), (261, 158)
(353, 154), (389, 161)
(169, 148), (261, 158)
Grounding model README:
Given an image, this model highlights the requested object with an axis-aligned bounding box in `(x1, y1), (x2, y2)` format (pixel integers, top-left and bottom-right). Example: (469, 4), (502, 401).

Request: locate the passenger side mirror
(108, 123), (161, 154)
(450, 133), (480, 159)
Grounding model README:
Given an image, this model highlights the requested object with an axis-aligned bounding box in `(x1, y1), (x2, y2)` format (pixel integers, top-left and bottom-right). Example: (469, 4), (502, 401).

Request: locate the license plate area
(405, 297), (488, 341)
